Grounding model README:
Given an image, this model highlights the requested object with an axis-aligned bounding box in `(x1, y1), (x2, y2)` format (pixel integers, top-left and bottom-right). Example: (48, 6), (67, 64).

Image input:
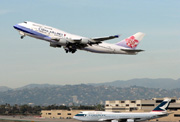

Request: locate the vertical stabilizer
(116, 32), (145, 49)
(151, 98), (171, 112)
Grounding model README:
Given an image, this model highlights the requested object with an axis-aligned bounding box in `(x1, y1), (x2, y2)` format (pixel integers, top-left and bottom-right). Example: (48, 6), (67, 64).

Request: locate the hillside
(0, 84), (180, 105)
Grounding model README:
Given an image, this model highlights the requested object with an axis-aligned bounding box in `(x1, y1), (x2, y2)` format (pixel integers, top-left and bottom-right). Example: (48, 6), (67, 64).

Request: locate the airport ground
(0, 115), (79, 122)
(0, 116), (179, 122)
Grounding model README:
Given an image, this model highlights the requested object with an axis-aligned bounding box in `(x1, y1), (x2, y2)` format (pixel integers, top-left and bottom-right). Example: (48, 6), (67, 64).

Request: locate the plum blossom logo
(125, 36), (139, 48)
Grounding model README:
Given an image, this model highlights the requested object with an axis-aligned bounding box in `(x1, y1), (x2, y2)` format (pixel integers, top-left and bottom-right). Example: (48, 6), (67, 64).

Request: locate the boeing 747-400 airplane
(73, 98), (171, 122)
(13, 21), (145, 54)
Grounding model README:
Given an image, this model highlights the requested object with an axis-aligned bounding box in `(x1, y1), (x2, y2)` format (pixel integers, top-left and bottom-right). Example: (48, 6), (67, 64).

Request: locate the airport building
(105, 97), (180, 121)
(41, 110), (83, 119)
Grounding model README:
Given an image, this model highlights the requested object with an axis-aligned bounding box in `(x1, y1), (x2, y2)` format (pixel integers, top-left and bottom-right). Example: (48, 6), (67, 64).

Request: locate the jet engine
(80, 38), (90, 44)
(58, 38), (68, 46)
(126, 119), (134, 122)
(50, 43), (61, 48)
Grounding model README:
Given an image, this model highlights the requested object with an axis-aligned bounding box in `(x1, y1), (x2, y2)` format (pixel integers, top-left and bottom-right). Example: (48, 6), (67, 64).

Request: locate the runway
(0, 115), (79, 122)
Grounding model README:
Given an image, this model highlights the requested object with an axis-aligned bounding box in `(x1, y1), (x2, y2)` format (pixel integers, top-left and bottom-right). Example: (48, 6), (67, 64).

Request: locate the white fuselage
(13, 21), (138, 54)
(73, 111), (168, 122)
(83, 43), (130, 54)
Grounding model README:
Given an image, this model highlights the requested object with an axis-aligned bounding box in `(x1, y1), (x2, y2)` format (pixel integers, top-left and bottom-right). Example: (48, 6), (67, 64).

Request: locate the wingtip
(114, 34), (121, 38)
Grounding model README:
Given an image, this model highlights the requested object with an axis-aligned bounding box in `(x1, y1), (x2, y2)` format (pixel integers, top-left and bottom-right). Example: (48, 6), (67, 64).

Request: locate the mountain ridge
(0, 86), (12, 92)
(1, 78), (180, 91)
(0, 84), (180, 105)
(89, 78), (180, 89)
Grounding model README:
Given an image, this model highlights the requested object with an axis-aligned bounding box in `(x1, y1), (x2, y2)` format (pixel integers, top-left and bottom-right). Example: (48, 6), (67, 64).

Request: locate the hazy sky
(0, 0), (180, 88)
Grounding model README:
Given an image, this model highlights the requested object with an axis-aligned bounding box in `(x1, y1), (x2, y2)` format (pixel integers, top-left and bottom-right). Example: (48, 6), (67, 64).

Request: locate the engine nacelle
(50, 43), (57, 47)
(58, 38), (68, 46)
(127, 119), (134, 122)
(80, 38), (90, 44)
(111, 120), (118, 122)
(50, 43), (61, 48)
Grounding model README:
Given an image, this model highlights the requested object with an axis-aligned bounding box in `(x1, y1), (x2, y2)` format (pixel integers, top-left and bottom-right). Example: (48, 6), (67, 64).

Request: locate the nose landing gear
(19, 31), (25, 39)
(21, 35), (25, 39)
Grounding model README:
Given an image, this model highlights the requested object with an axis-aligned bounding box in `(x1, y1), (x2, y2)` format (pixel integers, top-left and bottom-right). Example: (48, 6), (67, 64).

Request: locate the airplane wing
(98, 118), (110, 121)
(91, 35), (120, 42)
(98, 117), (142, 122)
(73, 34), (120, 45)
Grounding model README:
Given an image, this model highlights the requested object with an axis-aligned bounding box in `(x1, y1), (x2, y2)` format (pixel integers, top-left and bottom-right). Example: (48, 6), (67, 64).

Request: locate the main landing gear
(64, 48), (77, 54)
(64, 44), (77, 54)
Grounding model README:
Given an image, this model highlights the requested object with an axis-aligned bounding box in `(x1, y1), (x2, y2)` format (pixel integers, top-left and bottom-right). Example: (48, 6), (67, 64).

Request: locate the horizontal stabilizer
(121, 49), (144, 53)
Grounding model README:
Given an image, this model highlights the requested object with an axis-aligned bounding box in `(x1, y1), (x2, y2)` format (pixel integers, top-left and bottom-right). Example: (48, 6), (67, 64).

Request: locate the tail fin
(151, 98), (171, 112)
(116, 32), (145, 49)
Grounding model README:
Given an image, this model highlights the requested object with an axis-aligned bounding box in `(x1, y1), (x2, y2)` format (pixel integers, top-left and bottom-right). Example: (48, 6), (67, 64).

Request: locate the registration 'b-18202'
(13, 21), (145, 54)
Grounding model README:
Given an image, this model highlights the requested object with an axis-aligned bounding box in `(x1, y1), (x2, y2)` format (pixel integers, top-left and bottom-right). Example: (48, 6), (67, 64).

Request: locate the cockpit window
(24, 21), (27, 24)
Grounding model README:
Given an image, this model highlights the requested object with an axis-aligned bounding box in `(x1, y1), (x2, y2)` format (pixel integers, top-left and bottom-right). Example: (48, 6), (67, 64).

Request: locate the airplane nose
(13, 24), (18, 29)
(73, 115), (79, 120)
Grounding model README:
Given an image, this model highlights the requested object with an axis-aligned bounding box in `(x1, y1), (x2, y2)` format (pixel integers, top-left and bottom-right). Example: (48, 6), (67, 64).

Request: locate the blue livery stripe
(75, 114), (86, 116)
